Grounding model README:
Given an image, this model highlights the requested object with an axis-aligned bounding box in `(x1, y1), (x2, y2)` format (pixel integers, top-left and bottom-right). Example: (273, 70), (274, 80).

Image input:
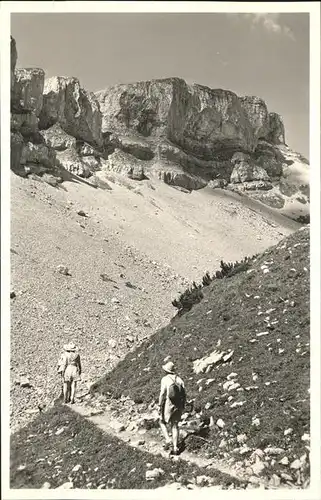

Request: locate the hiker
(158, 361), (186, 456)
(57, 342), (81, 404)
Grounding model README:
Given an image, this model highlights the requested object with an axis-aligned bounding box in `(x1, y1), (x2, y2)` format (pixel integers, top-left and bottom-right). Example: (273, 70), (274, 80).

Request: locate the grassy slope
(10, 404), (244, 489)
(93, 227), (310, 463)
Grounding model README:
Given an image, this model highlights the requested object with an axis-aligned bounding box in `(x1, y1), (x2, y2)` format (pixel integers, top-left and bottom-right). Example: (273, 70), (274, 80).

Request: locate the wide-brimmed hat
(162, 361), (176, 374)
(64, 342), (76, 352)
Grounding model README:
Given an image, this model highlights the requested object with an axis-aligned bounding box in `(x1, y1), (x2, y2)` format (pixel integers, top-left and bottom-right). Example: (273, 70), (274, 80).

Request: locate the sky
(11, 12), (309, 158)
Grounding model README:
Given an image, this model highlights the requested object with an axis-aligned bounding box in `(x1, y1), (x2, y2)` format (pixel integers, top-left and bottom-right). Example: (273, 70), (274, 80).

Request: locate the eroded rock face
(104, 149), (146, 180)
(11, 36), (17, 89)
(267, 113), (285, 145)
(40, 123), (76, 151)
(96, 79), (256, 159)
(12, 68), (45, 115)
(39, 77), (102, 147)
(11, 132), (24, 173)
(10, 38), (58, 179)
(230, 162), (270, 184)
(239, 96), (270, 141)
(10, 36), (309, 221)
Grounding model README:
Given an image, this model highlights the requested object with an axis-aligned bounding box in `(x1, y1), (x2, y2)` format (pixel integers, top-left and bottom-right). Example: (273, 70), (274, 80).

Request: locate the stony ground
(10, 170), (299, 432)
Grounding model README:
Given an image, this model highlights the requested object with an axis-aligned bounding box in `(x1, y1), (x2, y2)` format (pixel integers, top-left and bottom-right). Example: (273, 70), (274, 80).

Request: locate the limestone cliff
(10, 36), (309, 222)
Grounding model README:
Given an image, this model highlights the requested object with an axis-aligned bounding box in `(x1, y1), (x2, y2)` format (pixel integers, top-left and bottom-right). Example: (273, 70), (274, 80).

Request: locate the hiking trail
(70, 400), (267, 489)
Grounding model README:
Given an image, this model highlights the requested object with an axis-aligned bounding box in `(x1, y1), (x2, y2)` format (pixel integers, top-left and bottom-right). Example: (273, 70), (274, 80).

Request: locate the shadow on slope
(92, 227), (310, 473)
(10, 404), (243, 490)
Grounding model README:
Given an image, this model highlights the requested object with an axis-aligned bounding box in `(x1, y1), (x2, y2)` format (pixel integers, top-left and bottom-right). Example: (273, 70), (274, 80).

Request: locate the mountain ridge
(11, 36), (309, 223)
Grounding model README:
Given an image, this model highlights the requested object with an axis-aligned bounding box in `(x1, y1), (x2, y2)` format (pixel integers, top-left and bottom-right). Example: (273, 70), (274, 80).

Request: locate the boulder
(12, 68), (45, 115)
(110, 134), (154, 160)
(11, 113), (39, 138)
(20, 141), (56, 170)
(39, 76), (102, 146)
(156, 163), (206, 190)
(207, 179), (228, 189)
(40, 123), (76, 151)
(230, 162), (270, 184)
(105, 149), (146, 180)
(145, 468), (165, 481)
(252, 191), (285, 209)
(56, 148), (92, 178)
(229, 180), (273, 192)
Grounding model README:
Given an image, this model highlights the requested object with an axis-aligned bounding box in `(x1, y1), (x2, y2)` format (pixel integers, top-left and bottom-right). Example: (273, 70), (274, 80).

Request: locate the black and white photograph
(1, 1), (320, 497)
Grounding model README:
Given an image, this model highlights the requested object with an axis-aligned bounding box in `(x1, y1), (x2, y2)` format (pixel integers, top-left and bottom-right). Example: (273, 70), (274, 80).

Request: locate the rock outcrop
(10, 35), (309, 222)
(39, 76), (102, 147)
(95, 78), (309, 222)
(10, 36), (58, 180)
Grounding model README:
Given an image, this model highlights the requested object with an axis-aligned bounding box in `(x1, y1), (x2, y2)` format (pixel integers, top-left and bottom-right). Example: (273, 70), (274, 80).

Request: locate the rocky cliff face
(10, 36), (309, 222)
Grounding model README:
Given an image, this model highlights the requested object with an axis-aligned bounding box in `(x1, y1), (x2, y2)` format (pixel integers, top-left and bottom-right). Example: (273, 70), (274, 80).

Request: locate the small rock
(57, 482), (73, 489)
(251, 459), (265, 476)
(216, 418), (225, 428)
(17, 464), (26, 471)
(56, 265), (70, 276)
(280, 472), (293, 481)
(269, 474), (281, 488)
(230, 401), (245, 408)
(284, 428), (293, 436)
(223, 350), (234, 362)
(248, 476), (261, 485)
(279, 456), (289, 465)
(146, 468), (165, 481)
(237, 433), (248, 444)
(227, 372), (238, 380)
(196, 475), (212, 486)
(41, 482), (51, 489)
(228, 382), (240, 391)
(77, 210), (87, 217)
(290, 459), (301, 470)
(72, 464), (81, 472)
(251, 449), (264, 459)
(264, 447), (285, 455)
(219, 439), (227, 449)
(26, 408), (39, 415)
(20, 376), (32, 388)
(111, 297), (120, 304)
(301, 433), (310, 442)
(111, 422), (125, 433)
(10, 291), (16, 299)
(252, 418), (260, 427)
(131, 439), (145, 446)
(239, 445), (252, 455)
(55, 427), (65, 436)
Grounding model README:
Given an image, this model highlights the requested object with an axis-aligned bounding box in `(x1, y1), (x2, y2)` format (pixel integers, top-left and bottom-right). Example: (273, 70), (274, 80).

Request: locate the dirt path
(71, 401), (266, 488)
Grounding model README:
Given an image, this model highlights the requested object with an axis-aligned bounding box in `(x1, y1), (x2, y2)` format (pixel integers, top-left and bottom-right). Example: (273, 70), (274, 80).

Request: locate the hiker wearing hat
(158, 361), (186, 456)
(57, 342), (82, 404)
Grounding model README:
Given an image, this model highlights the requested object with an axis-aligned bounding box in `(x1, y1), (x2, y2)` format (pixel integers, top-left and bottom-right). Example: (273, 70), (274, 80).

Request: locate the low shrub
(172, 256), (255, 313)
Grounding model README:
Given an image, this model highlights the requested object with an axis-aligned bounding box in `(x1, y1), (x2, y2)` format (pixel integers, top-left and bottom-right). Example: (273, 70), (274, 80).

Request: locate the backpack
(168, 376), (186, 409)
